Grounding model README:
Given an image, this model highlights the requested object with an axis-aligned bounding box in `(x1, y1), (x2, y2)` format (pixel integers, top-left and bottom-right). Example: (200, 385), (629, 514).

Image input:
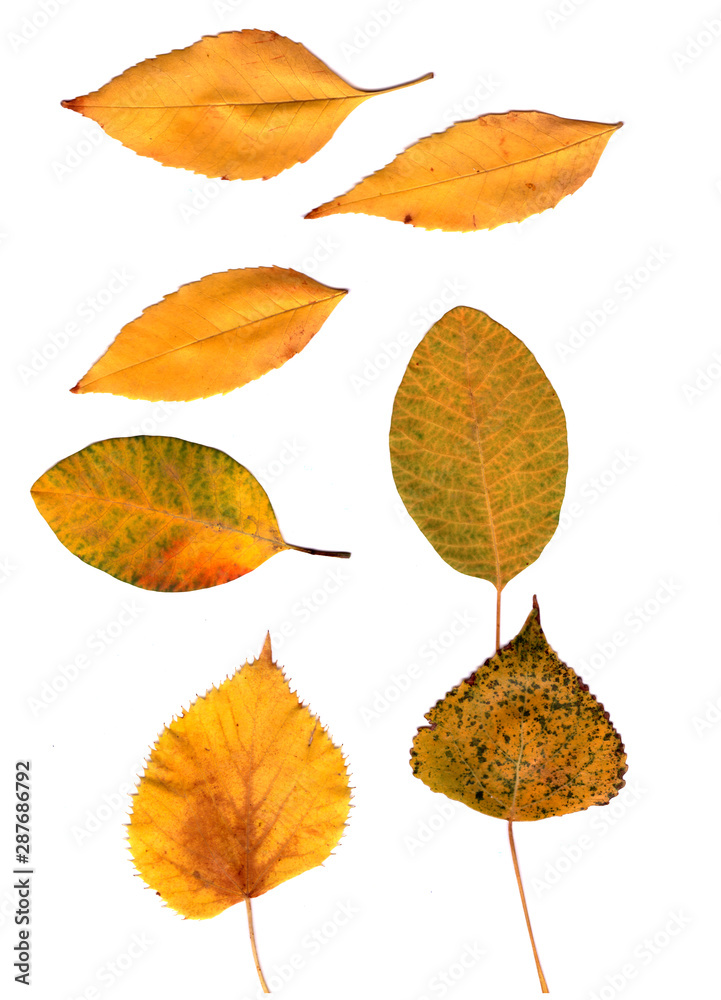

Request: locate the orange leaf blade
(307, 111), (622, 231)
(128, 636), (352, 917)
(62, 30), (432, 180)
(30, 436), (287, 591)
(72, 267), (347, 402)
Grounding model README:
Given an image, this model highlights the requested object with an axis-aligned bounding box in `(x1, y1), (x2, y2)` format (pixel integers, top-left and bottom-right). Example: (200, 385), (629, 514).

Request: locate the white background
(2, 0), (719, 997)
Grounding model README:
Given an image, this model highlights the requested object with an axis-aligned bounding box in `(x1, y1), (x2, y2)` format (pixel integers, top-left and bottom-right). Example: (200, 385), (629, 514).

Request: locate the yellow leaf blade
(306, 110), (622, 231)
(61, 30), (432, 180)
(31, 436), (291, 591)
(411, 599), (627, 821)
(390, 306), (567, 590)
(128, 635), (351, 918)
(71, 267), (347, 402)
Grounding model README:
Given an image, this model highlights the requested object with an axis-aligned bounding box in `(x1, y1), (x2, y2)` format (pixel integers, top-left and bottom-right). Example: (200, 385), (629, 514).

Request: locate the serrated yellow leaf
(411, 599), (627, 821)
(128, 635), (351, 918)
(71, 267), (346, 402)
(307, 110), (622, 231)
(31, 436), (349, 592)
(390, 306), (567, 592)
(61, 30), (432, 180)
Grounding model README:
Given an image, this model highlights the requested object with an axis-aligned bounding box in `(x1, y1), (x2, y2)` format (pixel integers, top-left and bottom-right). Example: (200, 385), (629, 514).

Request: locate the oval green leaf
(390, 306), (567, 591)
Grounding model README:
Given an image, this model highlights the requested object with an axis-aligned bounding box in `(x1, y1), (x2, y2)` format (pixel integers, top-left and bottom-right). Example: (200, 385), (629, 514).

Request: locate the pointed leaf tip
(260, 632), (273, 661)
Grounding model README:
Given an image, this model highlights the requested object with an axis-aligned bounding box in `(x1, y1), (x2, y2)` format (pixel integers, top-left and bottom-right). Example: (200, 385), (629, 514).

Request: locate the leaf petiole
(286, 543), (351, 559)
(245, 897), (270, 994)
(508, 820), (549, 993)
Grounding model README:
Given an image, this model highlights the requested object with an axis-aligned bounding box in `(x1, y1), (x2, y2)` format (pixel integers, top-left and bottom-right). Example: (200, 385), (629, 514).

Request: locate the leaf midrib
(73, 95), (371, 111)
(328, 125), (619, 206)
(458, 317), (503, 591)
(31, 488), (283, 548)
(81, 292), (345, 388)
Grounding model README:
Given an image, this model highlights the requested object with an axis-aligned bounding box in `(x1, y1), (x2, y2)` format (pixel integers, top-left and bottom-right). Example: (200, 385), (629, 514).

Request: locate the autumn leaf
(411, 598), (627, 991)
(411, 598), (626, 821)
(61, 30), (432, 180)
(31, 436), (349, 592)
(390, 306), (567, 643)
(306, 110), (622, 231)
(71, 267), (346, 402)
(128, 634), (351, 991)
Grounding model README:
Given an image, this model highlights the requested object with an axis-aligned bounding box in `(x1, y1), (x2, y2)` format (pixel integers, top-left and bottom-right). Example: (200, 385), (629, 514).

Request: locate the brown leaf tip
(531, 594), (542, 626)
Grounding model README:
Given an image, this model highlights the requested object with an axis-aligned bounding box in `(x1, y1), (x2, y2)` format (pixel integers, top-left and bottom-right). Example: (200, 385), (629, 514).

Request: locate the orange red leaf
(31, 436), (349, 592)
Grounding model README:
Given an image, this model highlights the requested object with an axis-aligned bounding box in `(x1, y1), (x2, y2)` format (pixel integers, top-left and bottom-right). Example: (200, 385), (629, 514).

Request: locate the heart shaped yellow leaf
(128, 635), (351, 917)
(307, 111), (622, 231)
(71, 267), (347, 402)
(61, 30), (432, 180)
(31, 436), (349, 591)
(390, 306), (567, 593)
(411, 598), (627, 821)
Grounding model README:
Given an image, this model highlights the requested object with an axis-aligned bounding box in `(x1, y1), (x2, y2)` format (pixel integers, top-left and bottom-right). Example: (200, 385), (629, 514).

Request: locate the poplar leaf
(31, 436), (349, 592)
(411, 598), (627, 821)
(128, 635), (351, 917)
(390, 306), (567, 591)
(306, 111), (622, 231)
(61, 30), (432, 180)
(71, 267), (347, 402)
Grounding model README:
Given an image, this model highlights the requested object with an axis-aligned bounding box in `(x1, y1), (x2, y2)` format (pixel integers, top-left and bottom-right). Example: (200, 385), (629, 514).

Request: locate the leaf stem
(286, 542), (351, 559)
(495, 586), (501, 651)
(507, 820), (549, 993)
(245, 897), (270, 994)
(379, 70), (434, 95)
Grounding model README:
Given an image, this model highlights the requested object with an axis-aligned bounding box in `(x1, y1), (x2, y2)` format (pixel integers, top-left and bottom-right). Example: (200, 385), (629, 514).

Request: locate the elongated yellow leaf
(71, 267), (346, 402)
(31, 436), (349, 591)
(411, 598), (627, 821)
(390, 306), (567, 591)
(128, 635), (351, 919)
(307, 110), (622, 231)
(61, 30), (432, 180)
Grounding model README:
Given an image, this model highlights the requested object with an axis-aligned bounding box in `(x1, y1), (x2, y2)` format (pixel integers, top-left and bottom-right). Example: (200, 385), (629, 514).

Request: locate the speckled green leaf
(30, 436), (349, 592)
(411, 598), (627, 821)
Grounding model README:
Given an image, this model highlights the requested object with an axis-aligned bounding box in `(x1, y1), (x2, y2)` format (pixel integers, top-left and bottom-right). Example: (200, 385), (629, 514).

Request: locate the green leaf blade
(390, 306), (568, 589)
